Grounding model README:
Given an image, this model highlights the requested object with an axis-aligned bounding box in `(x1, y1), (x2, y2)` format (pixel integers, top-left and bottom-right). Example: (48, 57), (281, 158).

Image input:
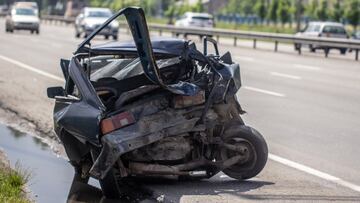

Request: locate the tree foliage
(277, 0), (292, 27)
(346, 0), (360, 30)
(255, 0), (267, 23)
(268, 0), (279, 24)
(315, 0), (329, 21)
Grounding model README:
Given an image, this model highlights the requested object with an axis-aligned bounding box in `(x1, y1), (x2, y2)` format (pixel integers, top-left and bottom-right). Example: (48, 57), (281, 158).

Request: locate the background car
(5, 5), (40, 34)
(75, 7), (119, 40)
(175, 12), (214, 28)
(352, 30), (360, 40)
(13, 1), (38, 15)
(294, 22), (348, 54)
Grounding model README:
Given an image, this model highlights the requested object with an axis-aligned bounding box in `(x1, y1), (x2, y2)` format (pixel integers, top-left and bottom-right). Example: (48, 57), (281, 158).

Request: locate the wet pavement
(0, 123), (76, 203)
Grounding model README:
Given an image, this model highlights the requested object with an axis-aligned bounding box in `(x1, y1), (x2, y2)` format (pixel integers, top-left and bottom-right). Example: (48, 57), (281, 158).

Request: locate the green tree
(294, 0), (305, 31)
(164, 0), (176, 24)
(241, 0), (254, 16)
(315, 0), (329, 21)
(255, 0), (267, 24)
(346, 0), (360, 30)
(305, 0), (318, 19)
(268, 0), (279, 25)
(193, 0), (204, 12)
(331, 0), (344, 22)
(223, 0), (242, 14)
(277, 0), (291, 27)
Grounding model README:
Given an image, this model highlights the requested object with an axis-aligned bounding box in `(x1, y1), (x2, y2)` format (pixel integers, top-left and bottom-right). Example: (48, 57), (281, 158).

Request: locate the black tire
(309, 45), (316, 52)
(294, 43), (300, 51)
(340, 48), (347, 55)
(113, 35), (118, 40)
(30, 30), (34, 34)
(105, 35), (109, 40)
(35, 29), (39, 34)
(75, 32), (80, 38)
(219, 125), (268, 180)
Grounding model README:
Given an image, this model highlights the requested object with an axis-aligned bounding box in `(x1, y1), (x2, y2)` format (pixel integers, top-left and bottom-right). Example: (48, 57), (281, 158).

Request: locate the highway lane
(1, 19), (360, 201)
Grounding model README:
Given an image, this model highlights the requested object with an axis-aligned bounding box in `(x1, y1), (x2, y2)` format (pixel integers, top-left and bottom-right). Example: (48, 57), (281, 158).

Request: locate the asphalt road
(0, 19), (360, 202)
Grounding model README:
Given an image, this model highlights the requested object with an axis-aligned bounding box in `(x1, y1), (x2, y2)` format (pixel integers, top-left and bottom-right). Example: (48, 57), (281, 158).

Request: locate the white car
(295, 22), (348, 54)
(75, 7), (119, 40)
(175, 12), (214, 28)
(5, 6), (40, 34)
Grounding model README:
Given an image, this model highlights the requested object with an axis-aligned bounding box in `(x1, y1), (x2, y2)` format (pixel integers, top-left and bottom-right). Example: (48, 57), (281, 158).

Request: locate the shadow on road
(67, 177), (275, 202)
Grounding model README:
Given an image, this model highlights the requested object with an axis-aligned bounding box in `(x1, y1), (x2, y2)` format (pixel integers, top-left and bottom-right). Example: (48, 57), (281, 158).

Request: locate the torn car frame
(48, 7), (268, 198)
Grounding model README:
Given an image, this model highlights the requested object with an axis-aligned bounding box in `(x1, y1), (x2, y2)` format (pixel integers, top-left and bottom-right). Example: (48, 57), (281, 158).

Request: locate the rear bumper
(85, 27), (118, 36)
(13, 22), (39, 30)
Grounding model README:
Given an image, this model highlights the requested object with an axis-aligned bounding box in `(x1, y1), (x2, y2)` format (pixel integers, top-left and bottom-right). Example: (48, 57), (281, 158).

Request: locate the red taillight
(101, 111), (135, 135)
(172, 91), (205, 109)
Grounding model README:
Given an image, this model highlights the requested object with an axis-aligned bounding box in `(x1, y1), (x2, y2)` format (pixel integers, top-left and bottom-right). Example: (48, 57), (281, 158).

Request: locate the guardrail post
(253, 39), (257, 49)
(234, 37), (237, 46)
(325, 47), (329, 58)
(216, 35), (219, 43)
(356, 49), (359, 61)
(274, 41), (278, 52)
(159, 30), (162, 36)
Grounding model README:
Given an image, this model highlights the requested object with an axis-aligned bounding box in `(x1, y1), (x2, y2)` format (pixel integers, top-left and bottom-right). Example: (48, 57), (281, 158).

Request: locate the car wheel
(340, 48), (347, 55)
(219, 125), (268, 180)
(309, 45), (316, 52)
(113, 35), (118, 40)
(105, 35), (109, 40)
(294, 43), (300, 50)
(35, 29), (39, 34)
(30, 30), (34, 34)
(75, 32), (80, 38)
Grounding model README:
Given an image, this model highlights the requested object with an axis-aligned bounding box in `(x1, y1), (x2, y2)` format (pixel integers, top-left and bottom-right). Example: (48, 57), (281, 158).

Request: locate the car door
(52, 58), (105, 146)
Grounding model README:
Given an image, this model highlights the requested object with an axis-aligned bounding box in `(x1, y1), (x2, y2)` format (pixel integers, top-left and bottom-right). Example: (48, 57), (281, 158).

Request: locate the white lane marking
(234, 56), (255, 62)
(0, 55), (64, 82)
(269, 153), (360, 193)
(293, 64), (321, 71)
(270, 72), (302, 80)
(243, 86), (285, 97)
(2, 54), (360, 193)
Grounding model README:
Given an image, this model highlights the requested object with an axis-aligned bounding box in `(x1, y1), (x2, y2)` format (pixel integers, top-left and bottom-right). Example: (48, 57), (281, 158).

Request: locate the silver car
(175, 12), (214, 28)
(75, 7), (119, 40)
(5, 6), (40, 34)
(295, 22), (349, 54)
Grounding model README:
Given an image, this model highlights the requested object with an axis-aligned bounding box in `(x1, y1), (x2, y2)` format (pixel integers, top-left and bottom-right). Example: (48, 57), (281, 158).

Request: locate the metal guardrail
(41, 15), (360, 61)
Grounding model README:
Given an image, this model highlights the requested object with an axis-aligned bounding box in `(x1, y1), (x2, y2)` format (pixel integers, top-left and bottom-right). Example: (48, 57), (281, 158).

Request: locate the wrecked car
(47, 7), (268, 199)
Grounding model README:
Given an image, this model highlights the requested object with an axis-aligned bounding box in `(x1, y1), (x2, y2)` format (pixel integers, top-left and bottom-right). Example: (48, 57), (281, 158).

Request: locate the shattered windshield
(89, 56), (182, 82)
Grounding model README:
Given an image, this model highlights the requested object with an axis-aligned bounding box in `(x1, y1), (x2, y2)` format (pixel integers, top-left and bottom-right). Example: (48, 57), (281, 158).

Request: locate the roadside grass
(0, 163), (31, 203)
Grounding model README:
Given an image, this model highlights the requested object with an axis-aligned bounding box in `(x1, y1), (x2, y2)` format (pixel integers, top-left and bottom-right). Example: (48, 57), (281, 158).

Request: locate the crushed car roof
(91, 37), (188, 56)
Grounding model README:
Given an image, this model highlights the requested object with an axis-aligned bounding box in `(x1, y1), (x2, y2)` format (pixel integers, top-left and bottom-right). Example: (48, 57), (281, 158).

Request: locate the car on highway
(175, 12), (214, 28)
(47, 7), (268, 199)
(294, 22), (349, 54)
(13, 1), (39, 15)
(5, 5), (40, 34)
(75, 7), (119, 39)
(352, 30), (360, 40)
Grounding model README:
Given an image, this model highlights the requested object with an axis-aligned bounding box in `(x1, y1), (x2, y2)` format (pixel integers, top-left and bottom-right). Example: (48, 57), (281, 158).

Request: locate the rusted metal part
(172, 90), (205, 109)
(127, 155), (243, 177)
(90, 108), (199, 179)
(125, 135), (191, 162)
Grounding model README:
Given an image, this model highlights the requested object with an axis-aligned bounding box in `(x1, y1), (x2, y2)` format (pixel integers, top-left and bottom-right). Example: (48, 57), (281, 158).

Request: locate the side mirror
(47, 86), (65, 99)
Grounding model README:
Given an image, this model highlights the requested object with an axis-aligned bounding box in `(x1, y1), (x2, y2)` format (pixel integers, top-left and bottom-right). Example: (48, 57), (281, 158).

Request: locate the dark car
(47, 7), (268, 199)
